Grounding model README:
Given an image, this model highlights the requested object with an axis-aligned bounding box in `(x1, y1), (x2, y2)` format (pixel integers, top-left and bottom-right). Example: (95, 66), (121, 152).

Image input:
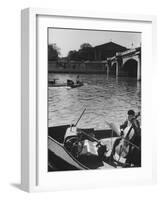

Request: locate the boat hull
(48, 135), (88, 170)
(48, 82), (84, 88)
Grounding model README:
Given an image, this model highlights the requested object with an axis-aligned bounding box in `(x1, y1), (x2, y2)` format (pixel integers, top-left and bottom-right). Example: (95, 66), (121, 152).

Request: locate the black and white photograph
(48, 28), (141, 172)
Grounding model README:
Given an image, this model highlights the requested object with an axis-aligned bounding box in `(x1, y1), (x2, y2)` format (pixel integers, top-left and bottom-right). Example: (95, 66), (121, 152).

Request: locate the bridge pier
(105, 62), (109, 76)
(137, 56), (141, 81)
(116, 62), (119, 77)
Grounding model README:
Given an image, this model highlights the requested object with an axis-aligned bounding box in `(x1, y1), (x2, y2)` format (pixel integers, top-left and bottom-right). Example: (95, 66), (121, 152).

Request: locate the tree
(67, 43), (95, 61)
(48, 44), (61, 61)
(79, 43), (94, 61)
(80, 43), (92, 49)
(68, 50), (80, 61)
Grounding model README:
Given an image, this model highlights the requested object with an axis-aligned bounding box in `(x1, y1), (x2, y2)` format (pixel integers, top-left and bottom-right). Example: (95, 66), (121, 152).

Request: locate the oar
(74, 108), (86, 127)
(79, 129), (101, 145)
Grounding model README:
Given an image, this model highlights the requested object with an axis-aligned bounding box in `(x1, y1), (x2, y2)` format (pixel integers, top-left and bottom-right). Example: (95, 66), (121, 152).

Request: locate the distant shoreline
(48, 71), (107, 74)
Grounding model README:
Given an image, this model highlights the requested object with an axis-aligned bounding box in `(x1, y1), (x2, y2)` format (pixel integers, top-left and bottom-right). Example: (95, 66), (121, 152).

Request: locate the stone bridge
(106, 47), (141, 80)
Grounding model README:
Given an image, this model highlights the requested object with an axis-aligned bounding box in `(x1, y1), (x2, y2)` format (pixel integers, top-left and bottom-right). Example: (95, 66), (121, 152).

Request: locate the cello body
(113, 112), (140, 163)
(114, 125), (135, 161)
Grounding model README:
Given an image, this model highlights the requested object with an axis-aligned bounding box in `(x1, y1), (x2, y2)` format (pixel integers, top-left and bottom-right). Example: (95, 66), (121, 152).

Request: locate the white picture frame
(21, 8), (157, 192)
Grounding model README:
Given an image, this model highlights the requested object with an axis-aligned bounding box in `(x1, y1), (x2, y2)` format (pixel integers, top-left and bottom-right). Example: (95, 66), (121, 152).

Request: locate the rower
(76, 75), (81, 84)
(67, 79), (74, 86)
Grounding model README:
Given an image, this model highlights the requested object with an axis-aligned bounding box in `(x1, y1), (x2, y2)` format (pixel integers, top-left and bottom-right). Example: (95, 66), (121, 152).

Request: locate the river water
(48, 73), (141, 129)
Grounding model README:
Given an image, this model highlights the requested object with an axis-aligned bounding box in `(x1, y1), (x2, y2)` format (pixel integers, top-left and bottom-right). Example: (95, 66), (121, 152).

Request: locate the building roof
(93, 42), (128, 59)
(94, 42), (127, 51)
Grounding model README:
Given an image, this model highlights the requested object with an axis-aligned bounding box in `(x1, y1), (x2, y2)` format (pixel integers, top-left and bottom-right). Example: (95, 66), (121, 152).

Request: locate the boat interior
(48, 125), (118, 144)
(48, 125), (120, 170)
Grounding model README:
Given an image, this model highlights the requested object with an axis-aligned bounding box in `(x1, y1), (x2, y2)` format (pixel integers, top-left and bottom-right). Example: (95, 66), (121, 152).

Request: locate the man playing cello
(106, 110), (141, 167)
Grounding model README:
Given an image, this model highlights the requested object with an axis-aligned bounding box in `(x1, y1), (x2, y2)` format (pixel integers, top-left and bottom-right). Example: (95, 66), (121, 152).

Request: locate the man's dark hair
(127, 110), (135, 116)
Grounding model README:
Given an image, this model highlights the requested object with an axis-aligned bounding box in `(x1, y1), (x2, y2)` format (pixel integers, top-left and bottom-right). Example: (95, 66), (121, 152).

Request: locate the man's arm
(131, 119), (140, 134)
(130, 119), (141, 146)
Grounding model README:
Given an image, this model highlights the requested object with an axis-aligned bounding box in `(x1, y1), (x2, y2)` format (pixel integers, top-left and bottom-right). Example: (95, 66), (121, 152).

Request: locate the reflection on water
(48, 73), (141, 129)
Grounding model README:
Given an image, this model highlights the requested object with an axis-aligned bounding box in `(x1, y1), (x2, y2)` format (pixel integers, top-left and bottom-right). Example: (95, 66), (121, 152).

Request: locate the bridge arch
(122, 58), (138, 78)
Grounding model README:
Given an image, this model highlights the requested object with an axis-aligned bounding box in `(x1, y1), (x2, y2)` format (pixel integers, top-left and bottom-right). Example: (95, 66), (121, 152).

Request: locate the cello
(114, 112), (141, 163)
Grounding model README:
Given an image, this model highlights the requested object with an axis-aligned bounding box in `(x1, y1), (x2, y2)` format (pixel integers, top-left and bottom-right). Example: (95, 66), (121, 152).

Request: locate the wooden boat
(48, 80), (68, 87)
(48, 125), (124, 171)
(48, 80), (84, 88)
(48, 107), (141, 171)
(48, 82), (69, 87)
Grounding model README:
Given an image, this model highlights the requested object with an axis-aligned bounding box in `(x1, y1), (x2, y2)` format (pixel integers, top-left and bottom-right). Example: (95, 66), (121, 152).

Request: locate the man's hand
(131, 118), (139, 128)
(120, 129), (124, 136)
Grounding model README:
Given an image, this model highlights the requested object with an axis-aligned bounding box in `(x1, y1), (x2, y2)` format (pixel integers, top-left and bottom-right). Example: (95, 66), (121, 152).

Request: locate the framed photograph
(21, 8), (157, 192)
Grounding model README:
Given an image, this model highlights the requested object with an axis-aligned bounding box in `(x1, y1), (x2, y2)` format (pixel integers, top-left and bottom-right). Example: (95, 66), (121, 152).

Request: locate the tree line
(48, 43), (96, 61)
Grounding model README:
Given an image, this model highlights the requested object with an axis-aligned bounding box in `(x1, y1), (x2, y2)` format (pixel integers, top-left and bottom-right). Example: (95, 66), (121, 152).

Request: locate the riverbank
(48, 60), (107, 74)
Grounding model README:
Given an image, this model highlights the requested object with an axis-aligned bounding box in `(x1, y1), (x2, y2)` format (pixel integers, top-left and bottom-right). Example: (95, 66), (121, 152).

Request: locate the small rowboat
(48, 80), (84, 88)
(48, 79), (68, 87)
(48, 125), (122, 171)
(48, 82), (69, 87)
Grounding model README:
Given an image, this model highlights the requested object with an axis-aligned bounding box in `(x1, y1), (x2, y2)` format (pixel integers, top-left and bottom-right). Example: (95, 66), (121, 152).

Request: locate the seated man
(67, 79), (74, 86)
(106, 110), (141, 167)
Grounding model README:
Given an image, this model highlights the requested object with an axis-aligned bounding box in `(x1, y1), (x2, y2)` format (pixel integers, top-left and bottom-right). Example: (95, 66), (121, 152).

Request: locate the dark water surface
(48, 73), (141, 129)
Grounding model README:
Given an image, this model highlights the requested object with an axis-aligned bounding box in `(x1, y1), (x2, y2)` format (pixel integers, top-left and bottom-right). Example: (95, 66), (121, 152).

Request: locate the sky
(48, 28), (141, 57)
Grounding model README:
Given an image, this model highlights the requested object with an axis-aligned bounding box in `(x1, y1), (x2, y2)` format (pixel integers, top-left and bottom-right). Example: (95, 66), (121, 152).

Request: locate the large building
(93, 42), (128, 60)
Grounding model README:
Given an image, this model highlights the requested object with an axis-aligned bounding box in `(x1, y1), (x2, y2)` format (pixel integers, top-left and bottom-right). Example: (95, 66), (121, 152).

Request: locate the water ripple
(48, 74), (141, 128)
